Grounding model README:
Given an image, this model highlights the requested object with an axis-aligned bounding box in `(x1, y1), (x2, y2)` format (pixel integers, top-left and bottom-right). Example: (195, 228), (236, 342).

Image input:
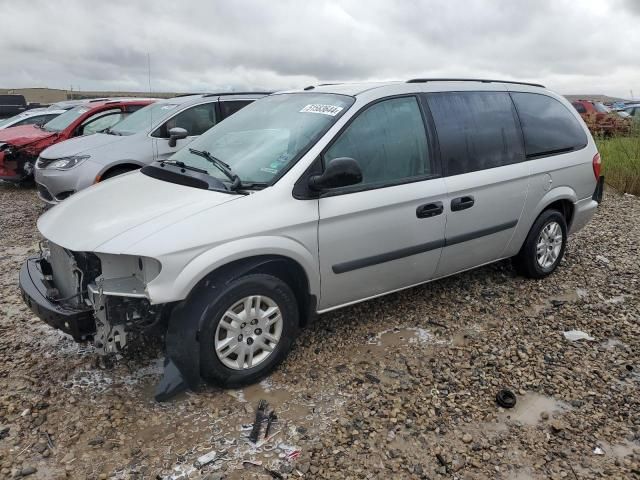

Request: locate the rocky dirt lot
(0, 184), (638, 480)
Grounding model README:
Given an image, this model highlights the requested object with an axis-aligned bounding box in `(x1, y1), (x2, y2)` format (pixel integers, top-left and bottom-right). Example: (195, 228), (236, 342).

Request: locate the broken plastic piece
(194, 450), (219, 468)
(496, 389), (517, 408)
(249, 400), (268, 443)
(265, 411), (278, 439)
(154, 358), (189, 402)
(593, 446), (605, 455)
(563, 330), (595, 342)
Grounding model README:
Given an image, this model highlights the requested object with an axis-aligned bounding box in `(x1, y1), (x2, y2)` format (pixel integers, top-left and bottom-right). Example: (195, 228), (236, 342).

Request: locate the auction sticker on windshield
(300, 104), (344, 116)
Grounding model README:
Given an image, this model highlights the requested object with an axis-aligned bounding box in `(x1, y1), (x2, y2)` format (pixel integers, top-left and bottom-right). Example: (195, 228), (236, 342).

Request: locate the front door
(425, 91), (529, 277)
(317, 96), (446, 310)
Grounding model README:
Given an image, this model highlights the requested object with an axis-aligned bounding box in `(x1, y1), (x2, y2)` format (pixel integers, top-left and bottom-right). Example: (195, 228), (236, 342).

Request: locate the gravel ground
(0, 183), (639, 480)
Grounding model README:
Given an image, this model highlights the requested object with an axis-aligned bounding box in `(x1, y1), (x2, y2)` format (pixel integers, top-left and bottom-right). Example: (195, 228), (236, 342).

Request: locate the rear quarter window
(511, 93), (588, 158)
(427, 91), (524, 176)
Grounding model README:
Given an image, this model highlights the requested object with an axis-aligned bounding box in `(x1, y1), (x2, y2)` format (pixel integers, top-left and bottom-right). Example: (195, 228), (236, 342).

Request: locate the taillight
(592, 152), (601, 179)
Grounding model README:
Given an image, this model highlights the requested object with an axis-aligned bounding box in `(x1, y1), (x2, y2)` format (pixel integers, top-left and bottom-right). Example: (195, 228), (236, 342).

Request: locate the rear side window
(427, 91), (524, 176)
(511, 93), (588, 158)
(324, 96), (431, 187)
(572, 102), (587, 114)
(219, 100), (252, 120)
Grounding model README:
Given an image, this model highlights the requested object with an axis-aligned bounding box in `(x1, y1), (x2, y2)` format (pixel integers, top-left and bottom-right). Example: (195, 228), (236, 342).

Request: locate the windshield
(594, 102), (611, 113)
(0, 113), (27, 128)
(43, 105), (90, 132)
(111, 102), (178, 135)
(169, 93), (354, 185)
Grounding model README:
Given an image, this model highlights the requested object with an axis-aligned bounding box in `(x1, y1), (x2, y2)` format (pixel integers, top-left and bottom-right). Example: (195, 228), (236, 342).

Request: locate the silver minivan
(20, 79), (603, 400)
(34, 93), (267, 204)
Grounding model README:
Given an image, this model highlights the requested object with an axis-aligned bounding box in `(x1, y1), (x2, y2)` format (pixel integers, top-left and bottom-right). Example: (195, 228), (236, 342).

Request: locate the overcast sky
(1, 0), (639, 98)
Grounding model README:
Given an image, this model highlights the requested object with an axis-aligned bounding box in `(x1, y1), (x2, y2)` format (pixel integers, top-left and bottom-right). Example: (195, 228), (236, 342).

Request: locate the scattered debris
(596, 255), (610, 265)
(593, 446), (605, 455)
(249, 399), (268, 443)
(194, 449), (222, 468)
(563, 330), (595, 342)
(265, 410), (278, 439)
(496, 389), (517, 408)
(265, 467), (285, 479)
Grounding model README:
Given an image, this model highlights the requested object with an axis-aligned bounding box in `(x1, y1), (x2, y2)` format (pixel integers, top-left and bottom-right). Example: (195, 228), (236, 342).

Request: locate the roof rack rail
(406, 78), (545, 88)
(202, 91), (273, 97)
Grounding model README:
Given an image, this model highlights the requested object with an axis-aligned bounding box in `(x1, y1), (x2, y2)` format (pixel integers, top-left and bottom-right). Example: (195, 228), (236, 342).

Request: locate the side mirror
(308, 157), (363, 191)
(168, 127), (188, 147)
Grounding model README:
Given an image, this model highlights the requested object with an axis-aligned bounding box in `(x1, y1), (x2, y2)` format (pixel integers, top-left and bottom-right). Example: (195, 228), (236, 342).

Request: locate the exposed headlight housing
(48, 155), (90, 170)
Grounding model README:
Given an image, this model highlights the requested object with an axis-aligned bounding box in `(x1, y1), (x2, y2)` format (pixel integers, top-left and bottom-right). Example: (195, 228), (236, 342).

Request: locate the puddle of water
(595, 439), (640, 459)
(531, 290), (580, 316)
(600, 338), (627, 350)
(605, 294), (632, 305)
(367, 327), (434, 347)
(501, 392), (570, 425)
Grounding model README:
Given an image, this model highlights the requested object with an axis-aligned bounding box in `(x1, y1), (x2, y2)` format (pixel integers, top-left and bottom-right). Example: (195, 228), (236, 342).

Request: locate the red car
(571, 99), (631, 136)
(0, 98), (156, 183)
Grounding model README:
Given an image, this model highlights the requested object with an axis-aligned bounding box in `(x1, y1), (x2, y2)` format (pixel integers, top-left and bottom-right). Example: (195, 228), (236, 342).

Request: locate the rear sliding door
(425, 91), (528, 277)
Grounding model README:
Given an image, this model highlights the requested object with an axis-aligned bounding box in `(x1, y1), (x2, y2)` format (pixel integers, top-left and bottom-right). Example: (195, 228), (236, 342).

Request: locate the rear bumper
(592, 175), (604, 204)
(19, 256), (96, 341)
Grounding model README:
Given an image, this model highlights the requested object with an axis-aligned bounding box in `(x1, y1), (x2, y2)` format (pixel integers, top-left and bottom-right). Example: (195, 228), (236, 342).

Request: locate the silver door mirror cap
(168, 127), (188, 147)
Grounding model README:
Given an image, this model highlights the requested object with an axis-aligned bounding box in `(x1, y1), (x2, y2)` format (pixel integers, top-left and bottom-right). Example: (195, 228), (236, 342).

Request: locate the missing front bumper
(19, 256), (96, 341)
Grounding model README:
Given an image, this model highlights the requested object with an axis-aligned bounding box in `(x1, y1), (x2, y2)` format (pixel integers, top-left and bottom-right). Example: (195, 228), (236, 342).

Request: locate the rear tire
(195, 273), (299, 388)
(514, 209), (567, 279)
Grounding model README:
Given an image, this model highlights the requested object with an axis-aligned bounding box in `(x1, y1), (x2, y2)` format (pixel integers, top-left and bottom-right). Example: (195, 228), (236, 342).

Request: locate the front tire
(514, 209), (567, 279)
(196, 273), (299, 387)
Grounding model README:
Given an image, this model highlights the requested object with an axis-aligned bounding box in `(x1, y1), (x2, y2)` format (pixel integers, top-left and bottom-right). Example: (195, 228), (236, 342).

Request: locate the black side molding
(444, 220), (518, 247)
(332, 240), (444, 274)
(331, 220), (518, 274)
(593, 176), (604, 204)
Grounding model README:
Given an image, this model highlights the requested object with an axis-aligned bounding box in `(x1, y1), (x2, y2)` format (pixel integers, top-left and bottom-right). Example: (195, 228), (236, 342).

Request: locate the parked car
(0, 94), (28, 118)
(0, 108), (66, 130)
(0, 98), (156, 183)
(35, 92), (267, 204)
(571, 99), (631, 136)
(624, 104), (640, 120)
(47, 99), (111, 110)
(19, 79), (603, 401)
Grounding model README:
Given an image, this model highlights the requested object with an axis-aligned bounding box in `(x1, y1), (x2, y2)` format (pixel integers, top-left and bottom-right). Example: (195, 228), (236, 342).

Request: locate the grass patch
(597, 129), (640, 195)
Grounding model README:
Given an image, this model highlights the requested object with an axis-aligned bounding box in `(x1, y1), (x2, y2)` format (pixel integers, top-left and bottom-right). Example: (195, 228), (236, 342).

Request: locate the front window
(594, 102), (611, 113)
(43, 106), (90, 132)
(169, 93), (354, 185)
(111, 102), (179, 136)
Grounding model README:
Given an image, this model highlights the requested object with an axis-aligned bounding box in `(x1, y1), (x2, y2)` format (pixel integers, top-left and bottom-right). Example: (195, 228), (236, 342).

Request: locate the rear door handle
(416, 201), (443, 218)
(451, 195), (475, 212)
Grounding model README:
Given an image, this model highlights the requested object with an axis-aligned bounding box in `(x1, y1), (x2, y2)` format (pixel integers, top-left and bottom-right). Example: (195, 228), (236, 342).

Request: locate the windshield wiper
(188, 148), (241, 190)
(160, 159), (210, 175)
(103, 127), (120, 135)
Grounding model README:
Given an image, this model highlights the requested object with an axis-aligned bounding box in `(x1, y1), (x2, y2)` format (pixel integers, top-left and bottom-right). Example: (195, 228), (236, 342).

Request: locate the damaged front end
(0, 142), (37, 183)
(19, 241), (181, 394)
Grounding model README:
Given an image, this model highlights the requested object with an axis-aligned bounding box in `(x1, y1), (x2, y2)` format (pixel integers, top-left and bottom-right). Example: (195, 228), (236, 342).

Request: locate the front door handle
(416, 201), (443, 218)
(451, 195), (475, 212)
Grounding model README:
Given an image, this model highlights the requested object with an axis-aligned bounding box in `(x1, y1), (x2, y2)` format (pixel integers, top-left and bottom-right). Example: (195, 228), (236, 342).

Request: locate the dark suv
(0, 94), (28, 119)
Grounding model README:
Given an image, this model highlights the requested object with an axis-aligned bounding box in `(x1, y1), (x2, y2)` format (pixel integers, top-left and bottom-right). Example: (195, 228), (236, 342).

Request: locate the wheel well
(544, 199), (574, 229)
(200, 255), (315, 328)
(100, 163), (140, 181)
